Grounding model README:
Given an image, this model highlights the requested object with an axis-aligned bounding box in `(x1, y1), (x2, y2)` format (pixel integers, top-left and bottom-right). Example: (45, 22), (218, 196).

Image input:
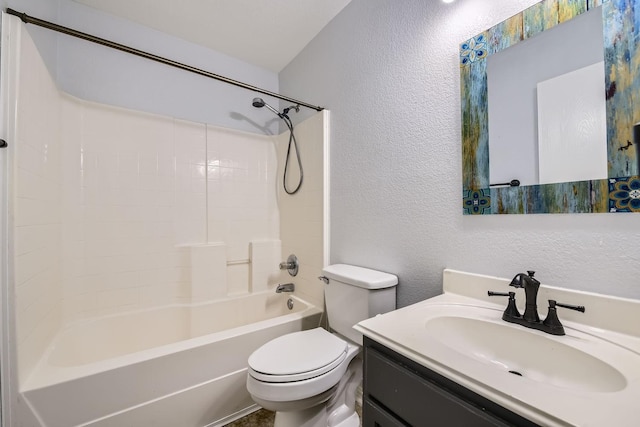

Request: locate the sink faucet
(489, 271), (586, 335)
(509, 271), (540, 323)
(276, 283), (295, 293)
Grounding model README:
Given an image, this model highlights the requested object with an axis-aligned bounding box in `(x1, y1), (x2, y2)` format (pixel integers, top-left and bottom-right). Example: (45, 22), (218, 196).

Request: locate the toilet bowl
(246, 264), (398, 427)
(247, 328), (361, 427)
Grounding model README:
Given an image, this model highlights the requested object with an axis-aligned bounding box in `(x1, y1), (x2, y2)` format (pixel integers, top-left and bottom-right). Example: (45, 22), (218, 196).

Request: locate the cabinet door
(366, 348), (510, 427)
(363, 400), (406, 427)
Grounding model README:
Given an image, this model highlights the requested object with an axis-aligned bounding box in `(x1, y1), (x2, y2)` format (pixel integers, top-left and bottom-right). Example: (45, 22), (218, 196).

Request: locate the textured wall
(280, 0), (640, 307)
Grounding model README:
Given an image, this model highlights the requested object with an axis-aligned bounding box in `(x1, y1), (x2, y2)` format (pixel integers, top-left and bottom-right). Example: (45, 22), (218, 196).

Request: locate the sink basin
(424, 314), (627, 393)
(354, 270), (640, 426)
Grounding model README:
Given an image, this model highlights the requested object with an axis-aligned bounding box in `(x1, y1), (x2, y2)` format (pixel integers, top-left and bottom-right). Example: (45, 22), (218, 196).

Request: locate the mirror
(488, 7), (605, 186)
(461, 0), (640, 214)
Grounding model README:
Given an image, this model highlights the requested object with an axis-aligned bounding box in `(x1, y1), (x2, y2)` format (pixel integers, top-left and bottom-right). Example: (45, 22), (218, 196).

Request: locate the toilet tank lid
(322, 264), (398, 289)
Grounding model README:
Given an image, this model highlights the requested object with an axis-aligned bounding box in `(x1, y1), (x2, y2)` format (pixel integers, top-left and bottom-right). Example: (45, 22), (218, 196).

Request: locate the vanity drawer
(365, 346), (511, 427)
(362, 399), (406, 427)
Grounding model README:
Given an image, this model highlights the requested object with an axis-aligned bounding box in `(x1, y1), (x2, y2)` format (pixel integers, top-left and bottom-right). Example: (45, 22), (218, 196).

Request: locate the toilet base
(332, 412), (359, 427)
(273, 406), (359, 427)
(256, 352), (362, 427)
(274, 406), (328, 427)
(272, 354), (362, 427)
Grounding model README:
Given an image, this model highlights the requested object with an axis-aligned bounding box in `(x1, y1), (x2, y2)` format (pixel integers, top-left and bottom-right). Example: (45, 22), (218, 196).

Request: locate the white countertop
(354, 269), (640, 427)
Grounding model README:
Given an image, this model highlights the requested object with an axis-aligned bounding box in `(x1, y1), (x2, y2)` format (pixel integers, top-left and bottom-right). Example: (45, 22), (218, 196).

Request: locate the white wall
(1, 0), (281, 135)
(2, 0), (59, 75)
(276, 111), (329, 308)
(280, 0), (640, 307)
(10, 17), (64, 384)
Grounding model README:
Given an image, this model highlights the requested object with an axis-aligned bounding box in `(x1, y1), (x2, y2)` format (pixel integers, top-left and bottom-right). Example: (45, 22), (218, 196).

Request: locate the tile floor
(224, 409), (275, 427)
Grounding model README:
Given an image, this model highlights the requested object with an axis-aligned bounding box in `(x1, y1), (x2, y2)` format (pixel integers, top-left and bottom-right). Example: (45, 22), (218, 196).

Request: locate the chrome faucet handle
(488, 291), (521, 320)
(279, 254), (298, 277)
(542, 300), (586, 336)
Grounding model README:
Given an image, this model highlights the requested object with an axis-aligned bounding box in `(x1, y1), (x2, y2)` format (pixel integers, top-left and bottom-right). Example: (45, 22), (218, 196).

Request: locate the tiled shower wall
(60, 99), (206, 318)
(207, 127), (280, 295)
(59, 97), (281, 320)
(12, 21), (64, 383)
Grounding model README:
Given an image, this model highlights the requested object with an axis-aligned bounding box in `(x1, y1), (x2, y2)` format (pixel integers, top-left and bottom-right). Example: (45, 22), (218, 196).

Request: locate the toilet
(246, 264), (398, 427)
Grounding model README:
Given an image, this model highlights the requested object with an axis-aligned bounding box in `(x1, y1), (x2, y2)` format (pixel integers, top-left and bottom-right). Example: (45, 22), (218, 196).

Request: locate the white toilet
(246, 264), (398, 427)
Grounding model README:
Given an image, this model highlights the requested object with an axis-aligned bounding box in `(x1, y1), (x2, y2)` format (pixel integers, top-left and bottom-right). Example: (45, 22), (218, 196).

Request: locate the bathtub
(21, 292), (322, 427)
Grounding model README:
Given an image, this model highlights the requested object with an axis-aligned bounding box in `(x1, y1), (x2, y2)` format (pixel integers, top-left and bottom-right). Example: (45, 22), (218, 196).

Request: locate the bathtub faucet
(279, 261), (296, 269)
(279, 254), (299, 277)
(276, 283), (295, 293)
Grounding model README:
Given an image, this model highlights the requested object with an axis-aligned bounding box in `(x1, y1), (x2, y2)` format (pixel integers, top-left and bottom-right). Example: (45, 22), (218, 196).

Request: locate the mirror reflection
(487, 6), (606, 187)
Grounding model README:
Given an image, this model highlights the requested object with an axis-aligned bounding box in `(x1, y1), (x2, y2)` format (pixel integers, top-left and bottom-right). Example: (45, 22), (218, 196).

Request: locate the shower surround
(2, 15), (328, 426)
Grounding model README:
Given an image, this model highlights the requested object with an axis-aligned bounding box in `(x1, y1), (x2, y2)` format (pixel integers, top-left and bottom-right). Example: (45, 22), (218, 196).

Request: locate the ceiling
(72, 0), (353, 72)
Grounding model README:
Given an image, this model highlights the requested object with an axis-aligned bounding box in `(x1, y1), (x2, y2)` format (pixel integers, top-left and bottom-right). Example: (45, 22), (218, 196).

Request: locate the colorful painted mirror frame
(461, 0), (640, 214)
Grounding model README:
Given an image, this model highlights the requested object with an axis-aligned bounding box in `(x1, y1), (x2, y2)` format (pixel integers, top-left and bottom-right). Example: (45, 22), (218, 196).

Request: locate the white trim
(0, 12), (22, 427)
(322, 110), (331, 268)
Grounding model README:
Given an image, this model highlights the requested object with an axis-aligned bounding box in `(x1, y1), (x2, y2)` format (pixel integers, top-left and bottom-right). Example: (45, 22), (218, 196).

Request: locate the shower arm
(5, 8), (325, 113)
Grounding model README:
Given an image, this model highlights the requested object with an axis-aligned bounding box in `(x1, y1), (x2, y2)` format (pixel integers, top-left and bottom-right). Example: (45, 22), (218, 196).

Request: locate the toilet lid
(248, 328), (348, 381)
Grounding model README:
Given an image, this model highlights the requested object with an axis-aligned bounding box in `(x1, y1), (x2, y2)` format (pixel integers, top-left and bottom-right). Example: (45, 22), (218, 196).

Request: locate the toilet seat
(247, 333), (361, 403)
(248, 328), (348, 383)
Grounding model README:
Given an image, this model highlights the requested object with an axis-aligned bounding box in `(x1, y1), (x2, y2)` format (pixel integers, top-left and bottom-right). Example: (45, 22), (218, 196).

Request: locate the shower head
(252, 97), (281, 117)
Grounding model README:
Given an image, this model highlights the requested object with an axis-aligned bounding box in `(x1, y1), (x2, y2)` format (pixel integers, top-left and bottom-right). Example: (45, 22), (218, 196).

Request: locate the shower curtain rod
(5, 8), (325, 112)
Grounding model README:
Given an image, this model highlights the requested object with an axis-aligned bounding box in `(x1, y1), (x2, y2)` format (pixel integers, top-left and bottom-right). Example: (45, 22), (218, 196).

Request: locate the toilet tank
(322, 264), (398, 345)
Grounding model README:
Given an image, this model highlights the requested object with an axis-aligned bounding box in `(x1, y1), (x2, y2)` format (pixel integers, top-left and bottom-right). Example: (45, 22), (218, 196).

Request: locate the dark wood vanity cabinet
(362, 337), (539, 427)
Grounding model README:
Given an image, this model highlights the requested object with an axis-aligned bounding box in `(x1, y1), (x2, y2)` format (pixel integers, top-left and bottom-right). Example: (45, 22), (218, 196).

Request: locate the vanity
(354, 270), (640, 426)
(362, 338), (536, 427)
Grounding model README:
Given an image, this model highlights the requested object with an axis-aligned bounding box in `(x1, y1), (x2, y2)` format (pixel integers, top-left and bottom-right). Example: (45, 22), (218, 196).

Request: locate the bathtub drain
(508, 370), (523, 377)
(287, 298), (294, 310)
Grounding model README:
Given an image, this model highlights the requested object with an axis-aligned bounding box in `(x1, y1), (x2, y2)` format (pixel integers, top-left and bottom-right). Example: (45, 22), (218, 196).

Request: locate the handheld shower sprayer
(251, 97), (304, 195)
(252, 97), (300, 118)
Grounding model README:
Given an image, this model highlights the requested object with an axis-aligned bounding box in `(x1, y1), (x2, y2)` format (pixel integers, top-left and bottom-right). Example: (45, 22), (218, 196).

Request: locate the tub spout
(276, 283), (295, 293)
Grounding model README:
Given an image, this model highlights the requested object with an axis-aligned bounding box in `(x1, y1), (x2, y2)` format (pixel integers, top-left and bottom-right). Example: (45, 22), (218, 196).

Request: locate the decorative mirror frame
(461, 0), (640, 214)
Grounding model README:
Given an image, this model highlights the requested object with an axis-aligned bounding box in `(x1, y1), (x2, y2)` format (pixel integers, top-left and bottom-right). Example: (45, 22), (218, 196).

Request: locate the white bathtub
(21, 292), (322, 427)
